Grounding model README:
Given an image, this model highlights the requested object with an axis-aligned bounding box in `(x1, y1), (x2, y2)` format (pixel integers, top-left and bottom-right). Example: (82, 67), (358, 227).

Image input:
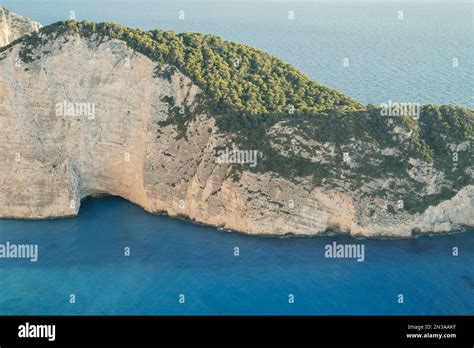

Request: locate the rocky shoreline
(0, 11), (472, 238)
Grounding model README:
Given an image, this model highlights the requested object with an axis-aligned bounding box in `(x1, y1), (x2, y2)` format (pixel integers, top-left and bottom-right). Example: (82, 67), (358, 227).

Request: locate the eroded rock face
(0, 33), (472, 237)
(0, 35), (201, 218)
(0, 7), (41, 47)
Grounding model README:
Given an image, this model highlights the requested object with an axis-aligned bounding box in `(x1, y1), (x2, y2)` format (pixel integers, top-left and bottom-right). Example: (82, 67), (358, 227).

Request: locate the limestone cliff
(0, 7), (41, 47)
(0, 20), (472, 238)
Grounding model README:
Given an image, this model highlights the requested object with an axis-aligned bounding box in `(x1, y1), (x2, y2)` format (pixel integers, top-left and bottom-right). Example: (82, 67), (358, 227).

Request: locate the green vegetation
(418, 104), (474, 166)
(216, 104), (473, 214)
(10, 20), (362, 114)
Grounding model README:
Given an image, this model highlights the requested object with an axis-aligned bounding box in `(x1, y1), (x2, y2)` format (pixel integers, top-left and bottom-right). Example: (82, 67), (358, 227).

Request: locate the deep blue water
(2, 0), (473, 108)
(0, 197), (473, 315)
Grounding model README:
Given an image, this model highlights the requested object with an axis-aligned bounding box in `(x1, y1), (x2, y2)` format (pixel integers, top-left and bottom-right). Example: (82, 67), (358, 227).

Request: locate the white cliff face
(420, 186), (473, 233)
(0, 35), (201, 218)
(0, 7), (42, 47)
(0, 33), (472, 237)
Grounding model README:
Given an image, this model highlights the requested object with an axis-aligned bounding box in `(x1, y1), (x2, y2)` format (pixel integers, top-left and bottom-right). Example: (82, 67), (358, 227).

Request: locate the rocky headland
(0, 11), (472, 237)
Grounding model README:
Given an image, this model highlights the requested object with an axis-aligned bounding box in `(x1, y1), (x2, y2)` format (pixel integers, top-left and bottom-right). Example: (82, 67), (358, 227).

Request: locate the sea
(0, 0), (472, 315)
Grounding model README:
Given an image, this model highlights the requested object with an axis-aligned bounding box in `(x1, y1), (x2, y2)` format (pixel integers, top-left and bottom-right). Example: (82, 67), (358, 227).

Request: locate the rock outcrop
(0, 18), (472, 238)
(0, 7), (41, 47)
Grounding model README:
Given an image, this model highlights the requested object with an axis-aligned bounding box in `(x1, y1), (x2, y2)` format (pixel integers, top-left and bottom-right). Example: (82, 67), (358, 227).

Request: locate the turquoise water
(0, 197), (473, 315)
(3, 0), (473, 107)
(0, 1), (473, 315)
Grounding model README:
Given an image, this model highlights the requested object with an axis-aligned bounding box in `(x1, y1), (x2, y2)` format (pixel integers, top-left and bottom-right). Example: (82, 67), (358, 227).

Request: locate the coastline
(1, 195), (471, 240)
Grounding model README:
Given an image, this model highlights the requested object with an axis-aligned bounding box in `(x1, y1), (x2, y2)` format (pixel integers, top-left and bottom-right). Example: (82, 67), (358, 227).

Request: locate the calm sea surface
(0, 1), (473, 315)
(0, 197), (473, 315)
